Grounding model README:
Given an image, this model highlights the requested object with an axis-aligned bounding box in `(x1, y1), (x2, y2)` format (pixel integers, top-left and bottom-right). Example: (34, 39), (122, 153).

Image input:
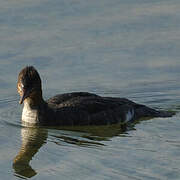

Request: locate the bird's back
(45, 92), (172, 126)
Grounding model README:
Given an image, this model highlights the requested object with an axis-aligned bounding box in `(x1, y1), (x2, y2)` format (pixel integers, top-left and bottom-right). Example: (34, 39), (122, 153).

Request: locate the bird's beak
(19, 89), (30, 104)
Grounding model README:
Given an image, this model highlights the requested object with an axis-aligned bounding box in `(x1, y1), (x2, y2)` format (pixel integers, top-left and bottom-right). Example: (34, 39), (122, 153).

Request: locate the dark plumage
(17, 66), (173, 126)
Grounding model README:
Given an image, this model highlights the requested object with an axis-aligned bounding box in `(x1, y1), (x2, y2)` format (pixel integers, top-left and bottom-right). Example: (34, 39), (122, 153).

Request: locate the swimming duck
(17, 66), (173, 126)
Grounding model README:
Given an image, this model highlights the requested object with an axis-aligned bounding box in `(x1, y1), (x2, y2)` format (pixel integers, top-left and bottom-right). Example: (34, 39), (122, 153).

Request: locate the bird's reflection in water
(13, 127), (48, 178)
(49, 123), (130, 143)
(13, 122), (130, 178)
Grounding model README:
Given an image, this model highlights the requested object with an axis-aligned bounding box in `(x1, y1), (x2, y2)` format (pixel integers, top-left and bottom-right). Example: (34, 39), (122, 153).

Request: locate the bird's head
(17, 66), (42, 105)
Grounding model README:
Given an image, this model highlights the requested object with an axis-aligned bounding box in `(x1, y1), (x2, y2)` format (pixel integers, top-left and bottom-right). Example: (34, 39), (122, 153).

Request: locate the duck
(17, 66), (173, 126)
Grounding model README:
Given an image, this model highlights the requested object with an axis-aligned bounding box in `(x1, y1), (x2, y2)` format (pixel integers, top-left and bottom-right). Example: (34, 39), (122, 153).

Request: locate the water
(0, 0), (180, 179)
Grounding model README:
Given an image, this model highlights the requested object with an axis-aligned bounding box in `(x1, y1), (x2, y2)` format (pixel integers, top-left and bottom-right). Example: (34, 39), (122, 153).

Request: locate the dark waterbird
(17, 66), (173, 126)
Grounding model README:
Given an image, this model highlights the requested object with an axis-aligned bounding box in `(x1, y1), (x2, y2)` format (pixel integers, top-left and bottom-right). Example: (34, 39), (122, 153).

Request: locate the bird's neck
(22, 93), (46, 125)
(27, 90), (44, 106)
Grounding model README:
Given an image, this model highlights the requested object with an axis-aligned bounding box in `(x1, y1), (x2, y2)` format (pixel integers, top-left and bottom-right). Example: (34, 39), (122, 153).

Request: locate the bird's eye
(21, 83), (24, 88)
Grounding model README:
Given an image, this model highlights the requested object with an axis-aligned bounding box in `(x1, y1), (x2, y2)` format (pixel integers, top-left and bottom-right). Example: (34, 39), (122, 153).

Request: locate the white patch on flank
(125, 109), (134, 122)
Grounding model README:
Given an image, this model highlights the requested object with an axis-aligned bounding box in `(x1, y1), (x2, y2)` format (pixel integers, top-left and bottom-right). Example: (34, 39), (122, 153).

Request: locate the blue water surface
(0, 0), (180, 179)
